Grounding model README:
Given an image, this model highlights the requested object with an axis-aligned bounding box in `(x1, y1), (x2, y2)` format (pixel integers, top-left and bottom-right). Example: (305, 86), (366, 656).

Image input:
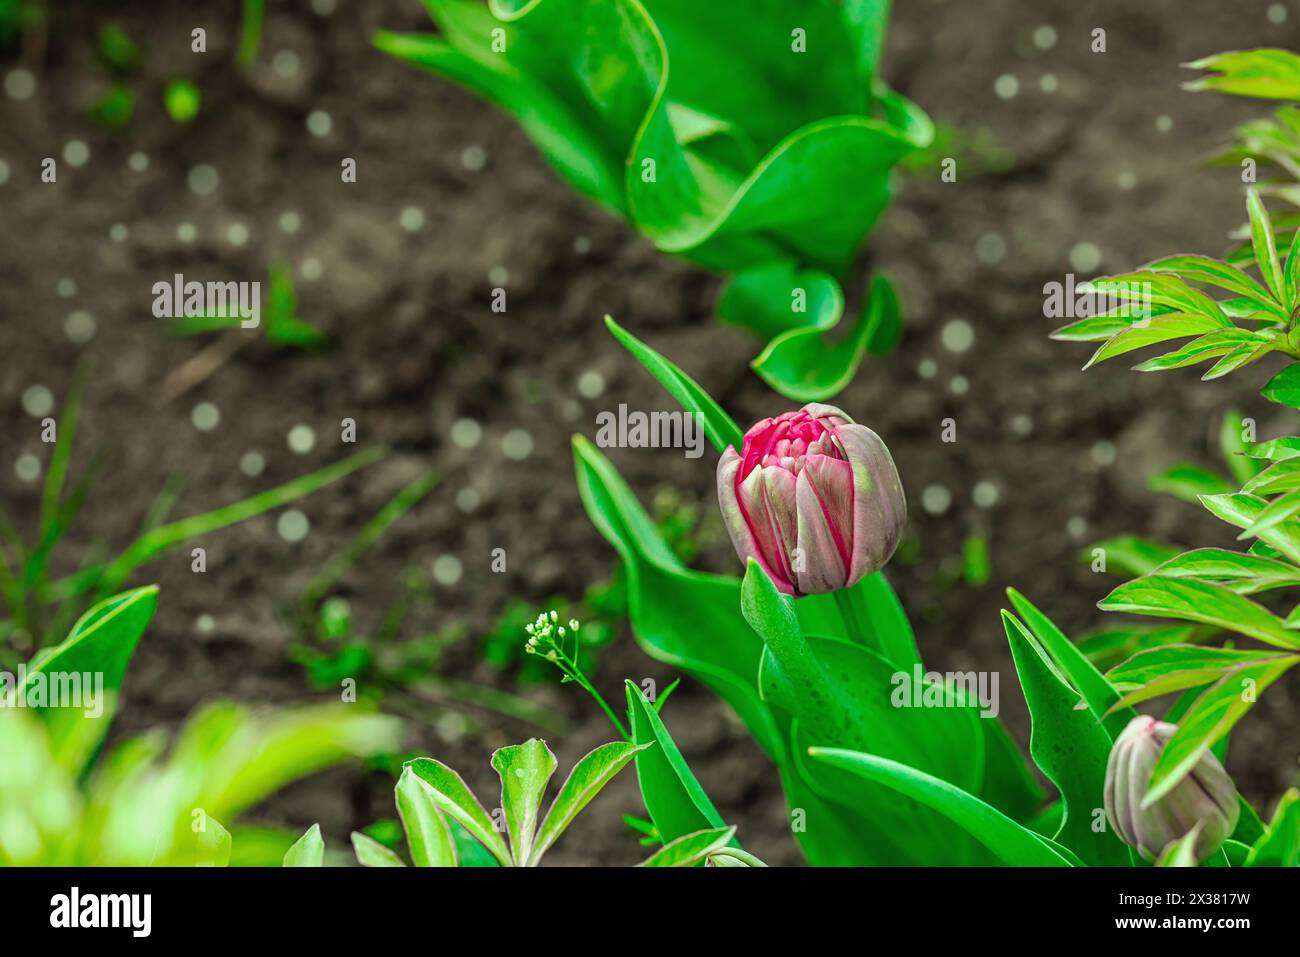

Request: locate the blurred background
(1, 0), (1297, 865)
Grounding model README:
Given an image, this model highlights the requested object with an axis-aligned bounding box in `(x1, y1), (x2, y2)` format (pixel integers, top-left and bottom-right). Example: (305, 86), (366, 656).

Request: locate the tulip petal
(795, 463), (850, 593)
(834, 423), (907, 586)
(760, 466), (800, 585)
(739, 464), (797, 592)
(801, 403), (854, 428)
(717, 447), (789, 593)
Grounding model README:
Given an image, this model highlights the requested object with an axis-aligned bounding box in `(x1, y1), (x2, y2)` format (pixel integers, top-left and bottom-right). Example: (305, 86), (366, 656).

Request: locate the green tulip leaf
(808, 748), (1078, 867)
(1003, 612), (1132, 866)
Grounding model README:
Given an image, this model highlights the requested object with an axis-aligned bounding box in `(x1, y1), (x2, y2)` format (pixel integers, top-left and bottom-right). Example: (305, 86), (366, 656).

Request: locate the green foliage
(89, 84), (135, 130)
(1059, 183), (1300, 797)
(97, 23), (141, 73)
(164, 80), (201, 124)
(339, 738), (648, 866)
(570, 318), (1044, 865)
(0, 590), (399, 866)
(1184, 49), (1300, 102)
(1054, 192), (1300, 380)
(0, 370), (382, 663)
(167, 264), (326, 350)
(239, 0), (266, 65)
(1185, 50), (1300, 262)
(378, 0), (932, 400)
(0, 0), (41, 51)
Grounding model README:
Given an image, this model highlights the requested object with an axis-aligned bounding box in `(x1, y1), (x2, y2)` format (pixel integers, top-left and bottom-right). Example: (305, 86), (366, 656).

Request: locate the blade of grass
(24, 450), (105, 591)
(137, 473), (187, 536)
(300, 469), (440, 612)
(238, 0), (265, 65)
(399, 680), (570, 735)
(41, 540), (107, 649)
(40, 362), (89, 540)
(47, 447), (385, 602)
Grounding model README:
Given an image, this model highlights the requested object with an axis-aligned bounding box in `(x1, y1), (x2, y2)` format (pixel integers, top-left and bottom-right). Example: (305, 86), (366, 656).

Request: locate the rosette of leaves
(562, 316), (1049, 865)
(0, 587), (400, 866)
(377, 0), (931, 401)
(311, 737), (751, 867)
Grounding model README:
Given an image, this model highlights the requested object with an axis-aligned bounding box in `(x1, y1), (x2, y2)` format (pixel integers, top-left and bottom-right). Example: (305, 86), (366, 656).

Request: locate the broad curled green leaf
(808, 748), (1079, 867)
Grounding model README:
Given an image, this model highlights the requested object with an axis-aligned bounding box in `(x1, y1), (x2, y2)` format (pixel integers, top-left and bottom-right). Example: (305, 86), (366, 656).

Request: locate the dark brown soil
(1, 0), (1297, 866)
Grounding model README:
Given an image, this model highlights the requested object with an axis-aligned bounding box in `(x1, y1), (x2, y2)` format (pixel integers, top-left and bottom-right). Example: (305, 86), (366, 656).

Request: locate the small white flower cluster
(524, 610), (581, 660)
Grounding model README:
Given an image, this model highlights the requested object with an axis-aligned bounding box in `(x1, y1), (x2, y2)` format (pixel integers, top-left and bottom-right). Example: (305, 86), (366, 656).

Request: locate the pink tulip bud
(716, 404), (906, 596)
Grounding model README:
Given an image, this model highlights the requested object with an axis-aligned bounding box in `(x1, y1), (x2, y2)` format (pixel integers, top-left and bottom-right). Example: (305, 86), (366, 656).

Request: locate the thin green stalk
(550, 645), (628, 741)
(832, 586), (875, 651)
(401, 679), (570, 735)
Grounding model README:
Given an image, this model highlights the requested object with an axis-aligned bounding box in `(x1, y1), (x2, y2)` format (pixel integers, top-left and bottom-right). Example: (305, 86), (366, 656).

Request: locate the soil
(1, 0), (1297, 867)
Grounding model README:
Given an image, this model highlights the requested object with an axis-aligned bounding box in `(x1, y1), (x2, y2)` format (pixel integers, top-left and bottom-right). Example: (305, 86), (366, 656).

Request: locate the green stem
(556, 650), (629, 741)
(832, 587), (873, 650)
